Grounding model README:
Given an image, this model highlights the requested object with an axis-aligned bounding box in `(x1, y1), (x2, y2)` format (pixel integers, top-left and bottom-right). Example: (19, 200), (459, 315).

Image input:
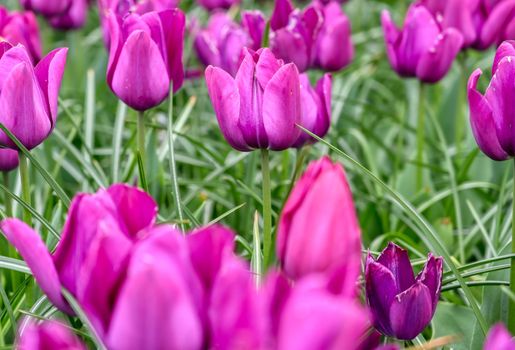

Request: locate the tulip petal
(270, 0), (294, 30)
(293, 74), (319, 147)
(377, 242), (415, 293)
(262, 271), (292, 337)
(157, 9), (185, 92)
(467, 69), (508, 160)
(416, 28), (463, 83)
(0, 219), (70, 313)
(205, 65), (250, 151)
(480, 0), (515, 48)
(241, 10), (266, 49)
(255, 48), (282, 89)
(381, 10), (399, 72)
(110, 30), (169, 111)
(484, 323), (515, 350)
(18, 321), (86, 350)
(441, 0), (478, 46)
(262, 63), (301, 150)
(0, 45), (32, 92)
(416, 253), (443, 313)
(389, 282), (433, 340)
(107, 183), (158, 238)
(493, 40), (515, 74)
(315, 8), (353, 71)
(270, 28), (310, 72)
(0, 148), (19, 172)
(106, 13), (123, 84)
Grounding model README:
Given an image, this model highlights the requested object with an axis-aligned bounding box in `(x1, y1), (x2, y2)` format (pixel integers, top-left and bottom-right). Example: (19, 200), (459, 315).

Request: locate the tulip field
(1, 0), (515, 348)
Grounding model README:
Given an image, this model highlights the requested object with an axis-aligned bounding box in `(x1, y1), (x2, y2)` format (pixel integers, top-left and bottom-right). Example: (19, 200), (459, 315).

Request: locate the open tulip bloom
(365, 243), (443, 340)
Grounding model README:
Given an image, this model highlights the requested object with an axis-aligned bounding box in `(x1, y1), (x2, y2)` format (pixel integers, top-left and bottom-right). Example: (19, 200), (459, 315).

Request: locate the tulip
(293, 73), (331, 147)
(365, 243), (443, 340)
(241, 10), (266, 50)
(205, 47), (301, 151)
(20, 0), (70, 17)
(381, 4), (463, 83)
(0, 42), (67, 150)
(47, 0), (88, 30)
(194, 12), (264, 77)
(106, 9), (185, 111)
(0, 148), (19, 172)
(0, 6), (41, 62)
(277, 157), (362, 296)
(467, 41), (515, 160)
(269, 0), (322, 72)
(17, 321), (86, 350)
(197, 0), (240, 11)
(483, 323), (515, 350)
(314, 2), (354, 71)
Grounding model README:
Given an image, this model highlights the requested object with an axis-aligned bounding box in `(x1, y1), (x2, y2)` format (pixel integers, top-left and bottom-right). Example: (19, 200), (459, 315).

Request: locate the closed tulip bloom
(293, 73), (331, 147)
(365, 243), (443, 340)
(483, 323), (515, 350)
(314, 2), (354, 71)
(17, 321), (86, 350)
(20, 0), (70, 17)
(0, 42), (67, 150)
(468, 40), (515, 160)
(480, 0), (515, 48)
(0, 7), (41, 62)
(381, 4), (463, 83)
(205, 48), (302, 151)
(197, 0), (240, 11)
(106, 9), (185, 111)
(270, 0), (323, 72)
(47, 0), (88, 30)
(277, 157), (362, 296)
(0, 148), (19, 172)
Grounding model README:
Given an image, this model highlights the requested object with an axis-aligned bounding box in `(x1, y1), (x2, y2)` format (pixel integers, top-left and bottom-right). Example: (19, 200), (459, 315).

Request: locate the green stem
(137, 110), (146, 189)
(416, 82), (426, 190)
(261, 149), (272, 269)
(3, 172), (11, 218)
(18, 152), (31, 224)
(508, 158), (515, 333)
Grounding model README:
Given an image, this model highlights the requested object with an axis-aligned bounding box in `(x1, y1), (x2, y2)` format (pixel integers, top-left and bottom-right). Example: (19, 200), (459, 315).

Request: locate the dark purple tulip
(197, 0), (240, 11)
(0, 6), (41, 62)
(483, 323), (515, 350)
(277, 157), (362, 296)
(381, 4), (463, 83)
(293, 73), (331, 147)
(205, 48), (302, 151)
(365, 243), (443, 340)
(0, 148), (19, 172)
(17, 321), (86, 350)
(0, 42), (67, 150)
(468, 40), (515, 160)
(314, 2), (354, 71)
(270, 0), (322, 72)
(106, 9), (185, 111)
(193, 12), (264, 77)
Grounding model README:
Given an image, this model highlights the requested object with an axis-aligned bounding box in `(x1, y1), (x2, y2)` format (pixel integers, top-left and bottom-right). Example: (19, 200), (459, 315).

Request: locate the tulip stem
(509, 158), (515, 333)
(261, 149), (272, 269)
(2, 172), (11, 218)
(416, 83), (426, 190)
(18, 152), (31, 224)
(137, 111), (148, 192)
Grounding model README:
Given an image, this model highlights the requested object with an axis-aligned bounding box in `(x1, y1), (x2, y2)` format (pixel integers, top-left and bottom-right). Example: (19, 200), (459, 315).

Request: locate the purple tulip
(0, 42), (67, 150)
(381, 4), (463, 83)
(314, 2), (354, 71)
(270, 0), (322, 72)
(193, 11), (264, 77)
(106, 9), (185, 111)
(483, 323), (515, 350)
(0, 148), (19, 172)
(0, 6), (41, 62)
(293, 73), (331, 147)
(20, 0), (70, 17)
(47, 0), (88, 30)
(277, 157), (362, 296)
(205, 48), (302, 151)
(197, 0), (240, 11)
(17, 321), (86, 350)
(467, 40), (515, 160)
(365, 243), (443, 340)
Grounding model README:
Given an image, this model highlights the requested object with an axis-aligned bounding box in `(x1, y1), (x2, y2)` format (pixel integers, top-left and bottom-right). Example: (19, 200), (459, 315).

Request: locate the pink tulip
(0, 148), (19, 172)
(483, 323), (515, 349)
(17, 321), (86, 350)
(0, 6), (41, 62)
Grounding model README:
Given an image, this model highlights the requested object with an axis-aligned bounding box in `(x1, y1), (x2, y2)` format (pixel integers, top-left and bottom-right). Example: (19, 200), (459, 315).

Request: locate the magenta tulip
(483, 323), (515, 350)
(468, 40), (515, 160)
(0, 148), (19, 172)
(47, 0), (88, 30)
(294, 73), (331, 147)
(382, 4), (463, 83)
(0, 42), (67, 150)
(480, 0), (515, 48)
(0, 6), (41, 62)
(205, 48), (302, 151)
(17, 321), (86, 350)
(106, 9), (185, 111)
(197, 0), (240, 11)
(277, 156), (362, 296)
(20, 0), (69, 17)
(365, 243), (443, 340)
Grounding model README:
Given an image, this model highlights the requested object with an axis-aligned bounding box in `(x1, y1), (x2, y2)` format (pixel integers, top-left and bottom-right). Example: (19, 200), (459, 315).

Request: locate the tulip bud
(0, 6), (42, 62)
(468, 40), (515, 161)
(314, 2), (354, 71)
(277, 157), (362, 296)
(293, 73), (331, 147)
(365, 243), (443, 340)
(483, 323), (515, 350)
(17, 321), (86, 350)
(205, 48), (301, 151)
(0, 42), (67, 150)
(106, 9), (185, 111)
(381, 4), (463, 83)
(197, 0), (240, 11)
(0, 148), (19, 172)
